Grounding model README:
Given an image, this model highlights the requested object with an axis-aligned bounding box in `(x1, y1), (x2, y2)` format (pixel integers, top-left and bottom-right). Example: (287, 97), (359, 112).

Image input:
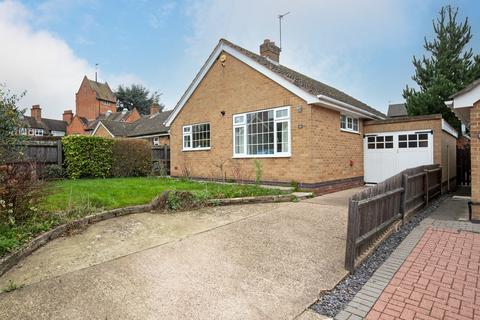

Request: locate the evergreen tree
(115, 84), (163, 115)
(403, 5), (480, 129)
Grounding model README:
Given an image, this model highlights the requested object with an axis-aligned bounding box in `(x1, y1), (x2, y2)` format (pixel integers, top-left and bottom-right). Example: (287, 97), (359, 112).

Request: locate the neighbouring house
(92, 105), (171, 146)
(63, 76), (141, 135)
(19, 105), (67, 137)
(165, 38), (458, 192)
(447, 78), (480, 221)
(386, 103), (408, 118)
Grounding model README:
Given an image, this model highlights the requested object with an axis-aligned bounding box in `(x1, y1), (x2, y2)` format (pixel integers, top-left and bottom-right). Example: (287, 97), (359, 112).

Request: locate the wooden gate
(457, 146), (471, 186)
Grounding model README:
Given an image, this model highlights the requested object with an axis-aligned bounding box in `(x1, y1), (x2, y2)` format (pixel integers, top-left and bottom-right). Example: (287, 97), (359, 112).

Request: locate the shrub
(62, 136), (113, 179)
(0, 162), (42, 224)
(111, 139), (151, 177)
(254, 159), (263, 185)
(44, 164), (65, 180)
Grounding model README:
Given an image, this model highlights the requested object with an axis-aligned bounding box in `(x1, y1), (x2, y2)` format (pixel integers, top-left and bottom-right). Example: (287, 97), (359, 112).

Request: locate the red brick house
(64, 76), (141, 135)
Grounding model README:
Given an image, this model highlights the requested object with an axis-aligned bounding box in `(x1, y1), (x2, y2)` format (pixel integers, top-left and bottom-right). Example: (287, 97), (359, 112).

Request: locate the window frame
(340, 114), (359, 133)
(182, 122), (211, 151)
(232, 106), (291, 158)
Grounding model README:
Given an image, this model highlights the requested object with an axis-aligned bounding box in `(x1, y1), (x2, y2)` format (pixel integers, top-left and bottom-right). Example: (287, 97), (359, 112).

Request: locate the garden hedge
(62, 136), (113, 179)
(111, 139), (151, 177)
(62, 136), (152, 179)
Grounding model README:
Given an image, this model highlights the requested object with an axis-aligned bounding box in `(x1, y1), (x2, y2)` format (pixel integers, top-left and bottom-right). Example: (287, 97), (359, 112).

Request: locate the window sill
(182, 147), (211, 152)
(232, 153), (291, 159)
(340, 128), (360, 134)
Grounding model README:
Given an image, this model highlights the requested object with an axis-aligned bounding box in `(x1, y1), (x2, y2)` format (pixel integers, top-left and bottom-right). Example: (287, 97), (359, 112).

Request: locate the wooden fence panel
(345, 164), (442, 271)
(151, 145), (170, 175)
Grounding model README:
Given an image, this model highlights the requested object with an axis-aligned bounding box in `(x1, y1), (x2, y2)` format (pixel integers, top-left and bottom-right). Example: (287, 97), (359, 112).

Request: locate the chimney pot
(260, 39), (281, 63)
(150, 103), (160, 115)
(62, 109), (73, 124)
(31, 105), (42, 122)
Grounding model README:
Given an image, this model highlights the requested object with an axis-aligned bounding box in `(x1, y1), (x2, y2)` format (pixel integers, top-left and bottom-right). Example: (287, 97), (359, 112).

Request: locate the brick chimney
(31, 105), (42, 121)
(260, 39), (281, 62)
(150, 103), (160, 115)
(63, 110), (73, 124)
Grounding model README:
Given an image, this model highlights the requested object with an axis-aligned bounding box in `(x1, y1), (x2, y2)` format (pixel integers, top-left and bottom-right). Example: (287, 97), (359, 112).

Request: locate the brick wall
(67, 116), (87, 135)
(75, 78), (100, 120)
(170, 51), (363, 188)
(471, 101), (480, 220)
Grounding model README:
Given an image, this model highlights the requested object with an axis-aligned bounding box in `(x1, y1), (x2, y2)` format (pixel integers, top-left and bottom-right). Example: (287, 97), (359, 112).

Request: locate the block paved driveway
(0, 188), (361, 320)
(366, 228), (480, 320)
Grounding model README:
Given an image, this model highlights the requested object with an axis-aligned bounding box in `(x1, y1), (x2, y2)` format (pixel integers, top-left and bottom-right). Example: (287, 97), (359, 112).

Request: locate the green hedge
(62, 136), (113, 179)
(62, 136), (152, 179)
(111, 139), (151, 177)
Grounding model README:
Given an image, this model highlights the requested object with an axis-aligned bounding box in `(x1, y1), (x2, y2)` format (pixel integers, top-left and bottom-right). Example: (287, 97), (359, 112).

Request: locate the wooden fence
(152, 145), (170, 175)
(345, 164), (442, 271)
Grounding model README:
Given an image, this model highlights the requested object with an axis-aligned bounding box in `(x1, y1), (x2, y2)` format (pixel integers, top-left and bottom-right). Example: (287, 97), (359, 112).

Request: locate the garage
(363, 114), (458, 186)
(364, 130), (433, 183)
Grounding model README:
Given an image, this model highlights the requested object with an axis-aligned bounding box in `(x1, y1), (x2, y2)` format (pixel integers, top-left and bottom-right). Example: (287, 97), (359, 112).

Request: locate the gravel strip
(310, 195), (447, 318)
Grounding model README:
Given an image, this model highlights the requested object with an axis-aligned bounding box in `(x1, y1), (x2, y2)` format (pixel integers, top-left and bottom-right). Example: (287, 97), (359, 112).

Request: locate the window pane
(377, 143), (384, 149)
(352, 118), (358, 131)
(275, 109), (288, 118)
(276, 121), (288, 153)
(386, 142), (393, 149)
(347, 117), (353, 129)
(367, 137), (375, 143)
(399, 135), (407, 141)
(419, 141), (428, 148)
(377, 136), (384, 142)
(247, 110), (275, 155)
(419, 133), (428, 140)
(409, 141), (418, 148)
(340, 115), (346, 129)
(368, 143), (375, 149)
(191, 123), (210, 148)
(385, 136), (393, 142)
(399, 142), (407, 148)
(235, 127), (245, 154)
(408, 134), (417, 140)
(234, 115), (245, 124)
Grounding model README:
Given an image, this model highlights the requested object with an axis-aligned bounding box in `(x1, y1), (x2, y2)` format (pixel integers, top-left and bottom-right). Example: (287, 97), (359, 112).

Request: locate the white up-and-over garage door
(364, 130), (434, 183)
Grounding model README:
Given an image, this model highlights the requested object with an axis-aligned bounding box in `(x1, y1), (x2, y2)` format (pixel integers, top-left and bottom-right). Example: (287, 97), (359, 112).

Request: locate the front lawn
(1, 177), (286, 256)
(39, 177), (285, 213)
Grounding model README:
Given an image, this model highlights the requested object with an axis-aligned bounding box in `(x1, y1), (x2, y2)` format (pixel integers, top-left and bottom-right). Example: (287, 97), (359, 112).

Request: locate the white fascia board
(316, 95), (385, 120)
(165, 42), (320, 127)
(130, 133), (169, 139)
(449, 84), (480, 108)
(441, 119), (459, 138)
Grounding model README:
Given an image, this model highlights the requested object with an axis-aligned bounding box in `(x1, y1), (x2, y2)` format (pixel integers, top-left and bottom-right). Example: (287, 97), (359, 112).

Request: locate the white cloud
(0, 0), (142, 119)
(182, 0), (415, 111)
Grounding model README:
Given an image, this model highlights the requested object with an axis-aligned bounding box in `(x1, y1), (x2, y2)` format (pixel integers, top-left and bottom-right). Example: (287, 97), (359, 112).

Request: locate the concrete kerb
(0, 190), (312, 277)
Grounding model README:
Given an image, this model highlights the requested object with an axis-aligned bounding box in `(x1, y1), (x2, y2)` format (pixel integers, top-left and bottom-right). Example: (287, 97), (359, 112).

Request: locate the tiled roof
(387, 103), (408, 118)
(100, 120), (130, 137)
(88, 79), (116, 102)
(21, 116), (67, 133)
(220, 39), (385, 118)
(127, 111), (172, 137)
(86, 110), (133, 130)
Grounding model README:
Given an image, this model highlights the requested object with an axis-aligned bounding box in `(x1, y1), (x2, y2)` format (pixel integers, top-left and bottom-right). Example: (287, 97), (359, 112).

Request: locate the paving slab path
(0, 187), (362, 320)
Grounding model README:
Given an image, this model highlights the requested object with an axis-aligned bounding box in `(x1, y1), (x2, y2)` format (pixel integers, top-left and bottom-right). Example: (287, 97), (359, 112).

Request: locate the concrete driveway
(0, 188), (361, 320)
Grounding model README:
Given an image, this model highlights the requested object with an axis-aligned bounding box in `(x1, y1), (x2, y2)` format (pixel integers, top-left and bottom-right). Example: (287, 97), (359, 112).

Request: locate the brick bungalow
(165, 39), (457, 193)
(447, 78), (480, 221)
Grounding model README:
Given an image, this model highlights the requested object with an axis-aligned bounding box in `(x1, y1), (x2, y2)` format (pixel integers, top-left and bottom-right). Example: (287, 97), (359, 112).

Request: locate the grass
(1, 177), (286, 256)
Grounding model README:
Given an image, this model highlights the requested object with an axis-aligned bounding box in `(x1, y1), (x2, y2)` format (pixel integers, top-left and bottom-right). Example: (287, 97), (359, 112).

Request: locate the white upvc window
(153, 136), (160, 146)
(233, 106), (291, 158)
(182, 122), (211, 151)
(340, 115), (359, 133)
(18, 128), (27, 135)
(34, 129), (44, 136)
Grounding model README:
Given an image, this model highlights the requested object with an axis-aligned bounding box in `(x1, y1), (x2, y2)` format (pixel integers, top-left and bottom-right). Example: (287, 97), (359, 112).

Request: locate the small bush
(0, 162), (43, 224)
(166, 191), (206, 211)
(44, 164), (65, 180)
(254, 159), (263, 185)
(62, 136), (113, 179)
(111, 139), (151, 177)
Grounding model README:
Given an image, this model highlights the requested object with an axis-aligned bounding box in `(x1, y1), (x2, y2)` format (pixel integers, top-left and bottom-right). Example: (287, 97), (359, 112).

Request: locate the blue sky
(1, 0), (480, 119)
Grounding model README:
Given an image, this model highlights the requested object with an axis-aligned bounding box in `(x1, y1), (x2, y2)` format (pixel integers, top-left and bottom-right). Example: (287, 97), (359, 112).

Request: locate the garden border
(0, 191), (311, 277)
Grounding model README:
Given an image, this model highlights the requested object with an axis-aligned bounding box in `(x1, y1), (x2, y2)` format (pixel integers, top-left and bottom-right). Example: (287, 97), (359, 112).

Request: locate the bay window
(183, 123), (210, 150)
(233, 106), (290, 157)
(340, 115), (359, 133)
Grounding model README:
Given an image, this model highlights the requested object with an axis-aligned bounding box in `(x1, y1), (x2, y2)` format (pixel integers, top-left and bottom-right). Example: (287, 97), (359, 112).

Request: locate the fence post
(345, 199), (358, 272)
(400, 174), (408, 221)
(56, 140), (62, 165)
(424, 169), (429, 206)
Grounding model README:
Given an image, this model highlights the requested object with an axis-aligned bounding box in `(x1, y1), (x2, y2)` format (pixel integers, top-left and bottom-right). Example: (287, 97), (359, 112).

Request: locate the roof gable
(165, 39), (384, 126)
(80, 76), (116, 103)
